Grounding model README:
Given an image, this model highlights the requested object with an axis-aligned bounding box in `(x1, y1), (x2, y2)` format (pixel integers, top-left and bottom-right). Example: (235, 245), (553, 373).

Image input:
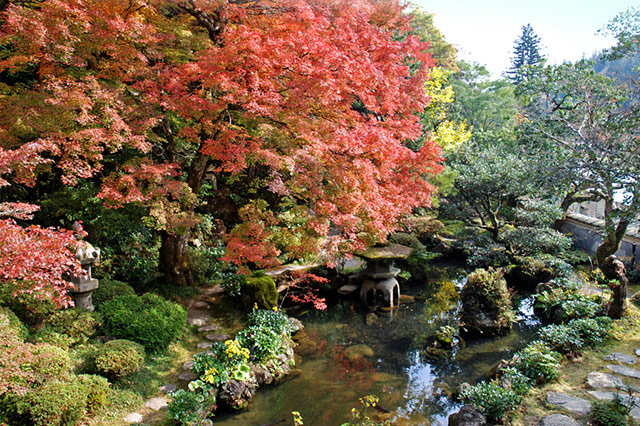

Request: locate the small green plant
(538, 324), (584, 354)
(237, 325), (283, 362)
(167, 389), (216, 426)
(94, 339), (145, 379)
(461, 380), (523, 421)
(500, 367), (532, 396)
(101, 293), (186, 352)
(591, 397), (629, 426)
(247, 307), (295, 335)
(567, 316), (612, 347)
(511, 341), (561, 384)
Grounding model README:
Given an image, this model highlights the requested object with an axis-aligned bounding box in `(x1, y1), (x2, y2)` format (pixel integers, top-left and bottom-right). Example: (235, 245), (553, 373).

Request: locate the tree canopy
(0, 0), (443, 290)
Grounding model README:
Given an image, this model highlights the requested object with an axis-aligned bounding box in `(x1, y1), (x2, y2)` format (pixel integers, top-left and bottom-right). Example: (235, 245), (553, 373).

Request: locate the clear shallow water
(214, 265), (540, 426)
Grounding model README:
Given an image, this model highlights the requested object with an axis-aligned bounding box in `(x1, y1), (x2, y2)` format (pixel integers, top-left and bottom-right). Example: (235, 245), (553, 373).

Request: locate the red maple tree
(0, 0), (442, 287)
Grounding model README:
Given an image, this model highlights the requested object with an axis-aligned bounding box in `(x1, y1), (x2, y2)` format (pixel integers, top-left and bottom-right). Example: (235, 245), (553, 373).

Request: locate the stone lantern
(357, 243), (412, 308)
(69, 241), (100, 311)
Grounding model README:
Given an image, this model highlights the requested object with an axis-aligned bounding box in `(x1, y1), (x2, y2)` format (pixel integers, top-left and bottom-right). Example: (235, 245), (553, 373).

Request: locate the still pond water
(214, 264), (539, 426)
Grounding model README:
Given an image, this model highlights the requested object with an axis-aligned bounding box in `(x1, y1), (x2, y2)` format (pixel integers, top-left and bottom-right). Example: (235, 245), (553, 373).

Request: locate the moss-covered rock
(242, 276), (278, 309)
(460, 268), (514, 336)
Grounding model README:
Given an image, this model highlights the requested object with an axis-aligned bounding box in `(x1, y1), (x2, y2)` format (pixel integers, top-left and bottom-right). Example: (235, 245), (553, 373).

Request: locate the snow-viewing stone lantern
(68, 223), (100, 311)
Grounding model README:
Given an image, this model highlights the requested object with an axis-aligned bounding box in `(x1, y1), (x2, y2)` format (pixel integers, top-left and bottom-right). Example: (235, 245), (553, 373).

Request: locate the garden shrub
(30, 344), (73, 382)
(101, 293), (186, 352)
(511, 341), (561, 384)
(0, 306), (28, 340)
(461, 379), (523, 421)
(242, 276), (278, 309)
(246, 308), (294, 335)
(0, 281), (58, 327)
(538, 324), (584, 354)
(500, 367), (532, 397)
(25, 378), (87, 426)
(38, 309), (102, 347)
(535, 279), (606, 322)
(92, 279), (135, 309)
(591, 398), (629, 426)
(167, 389), (216, 426)
(237, 325), (282, 362)
(78, 374), (110, 414)
(568, 317), (612, 347)
(388, 232), (424, 250)
(460, 268), (514, 335)
(94, 339), (145, 379)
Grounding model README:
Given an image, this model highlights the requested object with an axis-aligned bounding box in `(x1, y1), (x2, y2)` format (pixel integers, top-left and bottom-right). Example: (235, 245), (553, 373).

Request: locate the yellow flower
(272, 306), (278, 312)
(254, 302), (258, 309)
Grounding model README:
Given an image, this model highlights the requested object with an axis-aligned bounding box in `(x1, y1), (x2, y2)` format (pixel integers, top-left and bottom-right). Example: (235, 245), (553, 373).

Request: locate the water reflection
(213, 265), (539, 426)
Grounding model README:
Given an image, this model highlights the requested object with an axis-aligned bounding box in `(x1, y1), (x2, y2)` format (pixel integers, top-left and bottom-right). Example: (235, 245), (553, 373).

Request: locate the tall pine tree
(507, 24), (544, 84)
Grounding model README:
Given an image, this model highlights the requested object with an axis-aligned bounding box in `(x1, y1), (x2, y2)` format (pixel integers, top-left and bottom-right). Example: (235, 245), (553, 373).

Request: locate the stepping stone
(202, 285), (224, 296)
(606, 364), (640, 379)
(144, 397), (168, 411)
(198, 324), (221, 333)
(605, 352), (637, 364)
(187, 310), (211, 326)
(587, 371), (624, 388)
(635, 348), (640, 357)
(123, 413), (143, 423)
(632, 407), (640, 421)
(178, 372), (197, 381)
(538, 413), (582, 426)
(546, 391), (591, 416)
(197, 342), (213, 349)
(206, 333), (229, 342)
(191, 300), (210, 309)
(588, 391), (617, 400)
(159, 384), (177, 394)
(183, 361), (194, 371)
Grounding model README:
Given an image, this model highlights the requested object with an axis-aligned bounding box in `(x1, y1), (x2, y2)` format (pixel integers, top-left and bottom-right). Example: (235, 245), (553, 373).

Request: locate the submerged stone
(344, 344), (374, 361)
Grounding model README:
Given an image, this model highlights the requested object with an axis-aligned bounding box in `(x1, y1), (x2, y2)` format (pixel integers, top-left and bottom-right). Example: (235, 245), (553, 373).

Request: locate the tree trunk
(160, 231), (195, 287)
(595, 218), (630, 270)
(600, 255), (629, 319)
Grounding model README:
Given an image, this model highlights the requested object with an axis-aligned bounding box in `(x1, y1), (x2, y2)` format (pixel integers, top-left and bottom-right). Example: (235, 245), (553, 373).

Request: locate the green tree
(519, 60), (640, 316)
(600, 6), (640, 60)
(507, 24), (545, 84)
(450, 61), (518, 143)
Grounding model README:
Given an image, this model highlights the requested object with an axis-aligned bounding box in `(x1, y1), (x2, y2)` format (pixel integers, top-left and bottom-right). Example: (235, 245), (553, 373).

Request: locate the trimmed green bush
(92, 279), (135, 309)
(37, 309), (102, 347)
(94, 339), (145, 379)
(461, 380), (523, 421)
(78, 374), (110, 414)
(26, 378), (87, 426)
(101, 293), (186, 352)
(388, 232), (424, 250)
(512, 341), (561, 384)
(30, 344), (73, 382)
(167, 389), (216, 426)
(0, 306), (28, 340)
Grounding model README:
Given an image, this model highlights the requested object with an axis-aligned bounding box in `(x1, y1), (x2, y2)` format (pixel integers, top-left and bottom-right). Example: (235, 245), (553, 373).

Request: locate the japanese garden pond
(213, 263), (540, 426)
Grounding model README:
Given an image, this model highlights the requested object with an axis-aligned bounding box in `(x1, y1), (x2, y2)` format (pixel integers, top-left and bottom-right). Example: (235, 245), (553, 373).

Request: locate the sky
(414, 0), (639, 78)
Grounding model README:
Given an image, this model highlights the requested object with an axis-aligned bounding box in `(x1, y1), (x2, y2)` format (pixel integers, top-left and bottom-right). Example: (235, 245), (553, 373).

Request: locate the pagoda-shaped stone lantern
(357, 243), (412, 308)
(69, 240), (100, 311)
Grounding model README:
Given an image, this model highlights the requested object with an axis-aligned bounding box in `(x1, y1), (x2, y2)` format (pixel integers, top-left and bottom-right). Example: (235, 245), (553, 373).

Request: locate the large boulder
(448, 405), (487, 426)
(460, 269), (514, 336)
